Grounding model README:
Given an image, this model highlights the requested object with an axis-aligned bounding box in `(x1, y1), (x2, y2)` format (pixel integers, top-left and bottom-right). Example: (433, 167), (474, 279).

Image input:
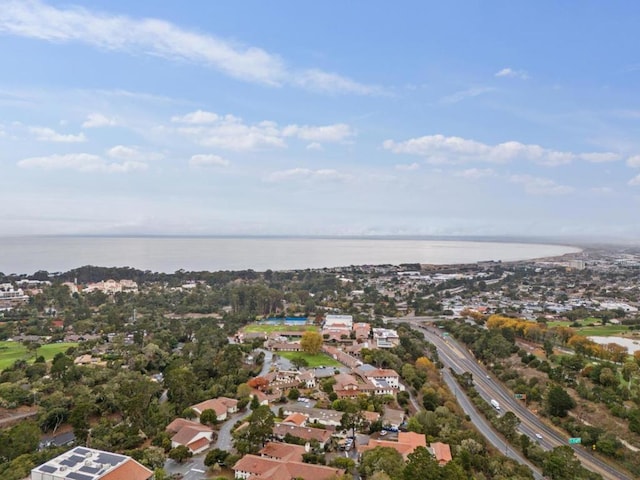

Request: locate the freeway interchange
(388, 317), (632, 480)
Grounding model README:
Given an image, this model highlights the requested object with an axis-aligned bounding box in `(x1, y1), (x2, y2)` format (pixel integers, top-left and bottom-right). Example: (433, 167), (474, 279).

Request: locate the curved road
(390, 318), (633, 480)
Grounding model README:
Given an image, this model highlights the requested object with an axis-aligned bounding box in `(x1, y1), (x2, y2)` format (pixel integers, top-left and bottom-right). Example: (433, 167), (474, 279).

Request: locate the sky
(1, 0), (640, 239)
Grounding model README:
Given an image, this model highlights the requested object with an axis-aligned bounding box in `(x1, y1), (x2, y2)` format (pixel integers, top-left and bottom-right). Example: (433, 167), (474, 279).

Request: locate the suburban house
(428, 442), (453, 465)
(272, 423), (332, 449)
(259, 442), (306, 462)
(190, 396), (238, 422)
(30, 446), (153, 480)
(382, 406), (405, 430)
(281, 412), (308, 427)
(233, 454), (343, 480)
(281, 405), (343, 427)
(358, 431), (427, 460)
(166, 418), (214, 454)
(372, 328), (400, 348)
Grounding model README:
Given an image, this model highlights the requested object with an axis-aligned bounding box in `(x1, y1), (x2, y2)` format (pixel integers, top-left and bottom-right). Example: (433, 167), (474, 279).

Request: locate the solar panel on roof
(95, 452), (123, 466)
(75, 447), (90, 455)
(68, 472), (93, 480)
(80, 465), (101, 474)
(38, 465), (57, 473)
(68, 454), (85, 464)
(60, 458), (76, 467)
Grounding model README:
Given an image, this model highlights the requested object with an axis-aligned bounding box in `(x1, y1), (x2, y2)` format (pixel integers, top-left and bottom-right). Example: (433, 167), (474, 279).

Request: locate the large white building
(324, 314), (353, 329)
(30, 446), (152, 480)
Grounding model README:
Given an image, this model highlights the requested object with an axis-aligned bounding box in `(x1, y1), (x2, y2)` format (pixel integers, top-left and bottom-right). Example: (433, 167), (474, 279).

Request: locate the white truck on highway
(490, 399), (501, 410)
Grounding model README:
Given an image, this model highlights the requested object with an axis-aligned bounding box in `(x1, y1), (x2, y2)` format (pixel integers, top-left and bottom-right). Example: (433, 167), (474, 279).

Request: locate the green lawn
(277, 351), (341, 368)
(243, 323), (318, 334)
(0, 341), (78, 371)
(577, 325), (629, 336)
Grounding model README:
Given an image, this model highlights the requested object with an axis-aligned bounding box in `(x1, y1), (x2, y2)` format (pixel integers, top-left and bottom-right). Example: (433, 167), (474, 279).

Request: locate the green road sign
(569, 437), (582, 444)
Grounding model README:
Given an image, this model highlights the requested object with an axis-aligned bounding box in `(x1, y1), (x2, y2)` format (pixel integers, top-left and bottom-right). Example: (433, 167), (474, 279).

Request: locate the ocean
(0, 236), (581, 275)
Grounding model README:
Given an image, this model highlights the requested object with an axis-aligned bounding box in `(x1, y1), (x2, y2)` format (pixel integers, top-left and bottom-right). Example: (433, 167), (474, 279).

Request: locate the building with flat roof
(30, 446), (152, 480)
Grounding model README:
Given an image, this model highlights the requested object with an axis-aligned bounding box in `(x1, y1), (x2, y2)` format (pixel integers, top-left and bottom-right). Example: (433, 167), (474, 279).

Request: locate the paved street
(388, 317), (634, 480)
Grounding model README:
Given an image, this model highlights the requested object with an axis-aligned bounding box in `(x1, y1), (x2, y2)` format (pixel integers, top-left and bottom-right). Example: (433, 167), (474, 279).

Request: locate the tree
(199, 408), (218, 426)
(542, 446), (582, 480)
(168, 445), (192, 463)
(288, 388), (300, 400)
(402, 446), (442, 480)
(204, 448), (229, 467)
(300, 331), (323, 354)
(545, 384), (575, 417)
(497, 411), (520, 441)
(359, 447), (404, 479)
(235, 405), (274, 454)
(340, 411), (364, 438)
(291, 357), (309, 369)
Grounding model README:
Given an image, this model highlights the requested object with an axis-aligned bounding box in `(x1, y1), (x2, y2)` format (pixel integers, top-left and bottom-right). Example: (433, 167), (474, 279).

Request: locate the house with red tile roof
(233, 454), (343, 480)
(165, 418), (213, 454)
(428, 442), (452, 465)
(282, 412), (308, 427)
(258, 442), (306, 462)
(190, 396), (238, 421)
(272, 423), (332, 449)
(358, 431), (427, 460)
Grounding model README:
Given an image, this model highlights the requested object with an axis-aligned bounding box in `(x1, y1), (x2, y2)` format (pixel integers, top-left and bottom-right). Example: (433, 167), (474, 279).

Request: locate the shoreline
(0, 236), (582, 276)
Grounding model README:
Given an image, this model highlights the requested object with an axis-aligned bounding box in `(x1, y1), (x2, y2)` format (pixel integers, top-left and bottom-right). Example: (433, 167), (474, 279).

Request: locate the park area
(0, 341), (78, 371)
(277, 351), (341, 368)
(243, 323), (318, 334)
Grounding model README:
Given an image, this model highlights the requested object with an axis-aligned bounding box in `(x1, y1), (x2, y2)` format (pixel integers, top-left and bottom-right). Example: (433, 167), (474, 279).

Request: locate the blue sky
(1, 0), (640, 238)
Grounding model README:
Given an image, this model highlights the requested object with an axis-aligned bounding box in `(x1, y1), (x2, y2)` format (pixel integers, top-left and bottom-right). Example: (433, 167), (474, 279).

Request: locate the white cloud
(282, 123), (354, 142)
(265, 168), (351, 183)
(174, 111), (354, 151)
(509, 174), (574, 195)
(395, 162), (420, 171)
(107, 145), (163, 161)
(82, 112), (117, 128)
(453, 168), (495, 179)
(294, 69), (383, 96)
(17, 153), (147, 173)
(306, 142), (323, 151)
(0, 0), (378, 95)
(495, 67), (529, 80)
(441, 87), (494, 104)
(29, 126), (86, 142)
(627, 155), (640, 168)
(171, 110), (220, 124)
(189, 154), (229, 168)
(578, 152), (621, 163)
(629, 174), (640, 186)
(383, 134), (621, 167)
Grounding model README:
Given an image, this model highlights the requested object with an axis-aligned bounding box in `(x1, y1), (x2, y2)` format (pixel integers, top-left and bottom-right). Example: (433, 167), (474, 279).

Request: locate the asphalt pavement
(388, 317), (633, 480)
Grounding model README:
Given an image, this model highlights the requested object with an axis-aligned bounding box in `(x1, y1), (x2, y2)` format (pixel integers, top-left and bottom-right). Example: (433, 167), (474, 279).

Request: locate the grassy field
(277, 351), (341, 367)
(243, 323), (318, 334)
(0, 341), (78, 371)
(577, 325), (629, 336)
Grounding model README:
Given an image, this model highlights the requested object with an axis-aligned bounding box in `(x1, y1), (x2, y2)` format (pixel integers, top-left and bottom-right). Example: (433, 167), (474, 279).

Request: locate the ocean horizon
(0, 235), (581, 276)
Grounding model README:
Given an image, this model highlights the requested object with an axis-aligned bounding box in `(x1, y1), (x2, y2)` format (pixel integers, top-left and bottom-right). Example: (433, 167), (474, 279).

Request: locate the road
(389, 317), (633, 480)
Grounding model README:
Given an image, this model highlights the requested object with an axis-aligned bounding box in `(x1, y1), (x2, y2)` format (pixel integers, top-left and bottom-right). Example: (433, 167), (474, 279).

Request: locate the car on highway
(535, 433), (543, 440)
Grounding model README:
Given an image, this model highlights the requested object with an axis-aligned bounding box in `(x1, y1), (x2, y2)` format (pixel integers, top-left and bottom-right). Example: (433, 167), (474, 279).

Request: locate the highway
(389, 318), (633, 480)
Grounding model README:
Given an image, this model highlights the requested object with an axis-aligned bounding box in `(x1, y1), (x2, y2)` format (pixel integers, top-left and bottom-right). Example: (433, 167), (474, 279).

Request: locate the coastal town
(1, 246), (640, 480)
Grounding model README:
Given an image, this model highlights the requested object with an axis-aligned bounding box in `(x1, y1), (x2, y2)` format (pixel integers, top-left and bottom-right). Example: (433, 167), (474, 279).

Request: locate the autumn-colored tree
(415, 356), (434, 371)
(300, 330), (323, 354)
(248, 376), (269, 390)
